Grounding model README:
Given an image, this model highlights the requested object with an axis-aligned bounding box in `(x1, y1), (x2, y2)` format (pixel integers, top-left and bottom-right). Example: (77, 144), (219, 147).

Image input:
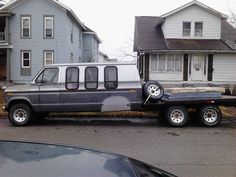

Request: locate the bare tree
(118, 36), (137, 62)
(229, 12), (236, 27)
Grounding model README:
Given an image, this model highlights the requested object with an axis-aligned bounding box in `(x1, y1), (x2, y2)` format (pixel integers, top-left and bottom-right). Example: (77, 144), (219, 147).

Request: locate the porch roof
(0, 11), (14, 16)
(166, 39), (232, 51)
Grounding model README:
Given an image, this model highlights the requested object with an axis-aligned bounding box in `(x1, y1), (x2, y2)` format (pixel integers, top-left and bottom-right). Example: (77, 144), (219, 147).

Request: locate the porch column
(5, 16), (9, 43)
(144, 54), (149, 81)
(6, 49), (10, 81)
(183, 54), (188, 81)
(208, 54), (213, 81)
(139, 55), (144, 80)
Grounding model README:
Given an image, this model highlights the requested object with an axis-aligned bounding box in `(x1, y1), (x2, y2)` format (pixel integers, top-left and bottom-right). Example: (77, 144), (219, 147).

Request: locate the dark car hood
(0, 141), (136, 177)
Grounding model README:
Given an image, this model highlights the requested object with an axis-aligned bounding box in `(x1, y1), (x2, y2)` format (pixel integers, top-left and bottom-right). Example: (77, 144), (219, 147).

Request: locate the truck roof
(46, 62), (137, 67)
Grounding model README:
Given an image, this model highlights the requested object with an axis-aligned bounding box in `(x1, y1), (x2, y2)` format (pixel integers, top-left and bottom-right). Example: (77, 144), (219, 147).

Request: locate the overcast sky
(59, 0), (236, 61)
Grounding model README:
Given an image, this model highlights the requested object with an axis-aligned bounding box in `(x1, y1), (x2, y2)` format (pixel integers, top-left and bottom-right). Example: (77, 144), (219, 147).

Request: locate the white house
(134, 0), (236, 86)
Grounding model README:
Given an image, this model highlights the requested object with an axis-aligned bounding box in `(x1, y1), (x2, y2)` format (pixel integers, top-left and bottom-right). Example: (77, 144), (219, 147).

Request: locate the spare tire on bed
(142, 81), (164, 102)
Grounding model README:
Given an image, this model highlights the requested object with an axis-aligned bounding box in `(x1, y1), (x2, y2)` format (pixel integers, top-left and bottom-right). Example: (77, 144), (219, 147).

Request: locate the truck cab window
(66, 67), (79, 90)
(36, 68), (58, 84)
(104, 66), (118, 89)
(85, 67), (98, 90)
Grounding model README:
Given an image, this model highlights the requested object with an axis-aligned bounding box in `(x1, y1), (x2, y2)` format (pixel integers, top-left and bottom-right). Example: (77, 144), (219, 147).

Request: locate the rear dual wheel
(165, 106), (189, 127)
(164, 105), (222, 127)
(199, 106), (222, 127)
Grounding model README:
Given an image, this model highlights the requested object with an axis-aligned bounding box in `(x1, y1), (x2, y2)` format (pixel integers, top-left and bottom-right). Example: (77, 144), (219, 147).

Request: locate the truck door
(35, 67), (60, 112)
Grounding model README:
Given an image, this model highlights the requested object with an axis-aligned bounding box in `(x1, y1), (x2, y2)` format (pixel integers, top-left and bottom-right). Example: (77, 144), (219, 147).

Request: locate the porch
(0, 12), (14, 82)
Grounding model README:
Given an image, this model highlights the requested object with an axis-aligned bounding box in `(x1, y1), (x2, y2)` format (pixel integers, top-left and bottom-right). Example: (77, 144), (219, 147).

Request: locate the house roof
(99, 51), (108, 58)
(0, 0), (86, 30)
(166, 39), (232, 51)
(161, 0), (228, 19)
(134, 16), (236, 52)
(0, 0), (103, 42)
(221, 20), (236, 49)
(83, 25), (102, 43)
(133, 16), (167, 52)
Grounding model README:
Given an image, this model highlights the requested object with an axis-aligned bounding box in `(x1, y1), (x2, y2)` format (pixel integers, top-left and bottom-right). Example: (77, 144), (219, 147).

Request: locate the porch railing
(0, 32), (5, 42)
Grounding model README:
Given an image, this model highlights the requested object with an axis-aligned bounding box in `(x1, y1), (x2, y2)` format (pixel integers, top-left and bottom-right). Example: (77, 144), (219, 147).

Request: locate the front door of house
(191, 54), (205, 81)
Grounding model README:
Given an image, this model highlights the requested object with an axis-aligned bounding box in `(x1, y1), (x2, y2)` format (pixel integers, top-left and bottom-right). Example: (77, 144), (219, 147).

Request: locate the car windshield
(131, 160), (177, 177)
(0, 141), (137, 177)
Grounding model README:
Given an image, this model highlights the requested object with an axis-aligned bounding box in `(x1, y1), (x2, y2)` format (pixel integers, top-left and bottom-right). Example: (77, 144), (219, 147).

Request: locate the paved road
(0, 117), (236, 177)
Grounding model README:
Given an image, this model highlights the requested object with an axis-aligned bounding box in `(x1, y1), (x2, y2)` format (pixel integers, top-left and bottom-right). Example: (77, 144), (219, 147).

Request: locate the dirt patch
(0, 89), (7, 118)
(220, 106), (236, 118)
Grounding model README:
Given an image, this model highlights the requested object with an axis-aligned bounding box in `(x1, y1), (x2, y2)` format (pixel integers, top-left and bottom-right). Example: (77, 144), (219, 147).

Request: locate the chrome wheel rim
(13, 108), (27, 123)
(203, 109), (217, 123)
(147, 84), (161, 97)
(170, 109), (184, 124)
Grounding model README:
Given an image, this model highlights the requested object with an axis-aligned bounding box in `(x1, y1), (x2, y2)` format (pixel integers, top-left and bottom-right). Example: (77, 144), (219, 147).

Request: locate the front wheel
(165, 106), (189, 127)
(8, 103), (32, 126)
(199, 106), (222, 127)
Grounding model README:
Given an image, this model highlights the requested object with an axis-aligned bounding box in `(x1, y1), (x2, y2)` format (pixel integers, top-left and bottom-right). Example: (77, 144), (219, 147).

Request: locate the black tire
(165, 106), (189, 127)
(8, 103), (32, 126)
(143, 81), (164, 102)
(199, 106), (222, 127)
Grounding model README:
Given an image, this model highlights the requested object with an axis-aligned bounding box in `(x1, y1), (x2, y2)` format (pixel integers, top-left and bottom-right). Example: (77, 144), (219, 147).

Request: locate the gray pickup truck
(2, 63), (164, 127)
(3, 62), (233, 128)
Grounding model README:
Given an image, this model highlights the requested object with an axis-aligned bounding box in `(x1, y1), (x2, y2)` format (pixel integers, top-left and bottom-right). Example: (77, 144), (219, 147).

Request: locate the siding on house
(213, 54), (236, 82)
(162, 5), (221, 39)
(82, 34), (99, 62)
(149, 72), (183, 81)
(8, 0), (84, 82)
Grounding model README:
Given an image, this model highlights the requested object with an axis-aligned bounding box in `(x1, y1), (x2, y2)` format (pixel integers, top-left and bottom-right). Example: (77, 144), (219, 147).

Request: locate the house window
(44, 51), (54, 66)
(183, 22), (191, 37)
(150, 54), (183, 72)
(158, 54), (166, 72)
(104, 66), (118, 89)
(150, 55), (158, 72)
(21, 16), (31, 38)
(175, 55), (183, 72)
(21, 51), (31, 68)
(167, 54), (175, 72)
(85, 67), (98, 90)
(195, 22), (203, 37)
(66, 67), (79, 90)
(44, 16), (54, 38)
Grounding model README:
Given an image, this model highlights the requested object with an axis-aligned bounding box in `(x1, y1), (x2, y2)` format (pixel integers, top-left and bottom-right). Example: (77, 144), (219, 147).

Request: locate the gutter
(138, 49), (236, 54)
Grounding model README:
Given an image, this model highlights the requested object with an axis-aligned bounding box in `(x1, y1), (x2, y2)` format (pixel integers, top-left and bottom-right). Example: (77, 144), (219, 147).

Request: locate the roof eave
(66, 10), (86, 30)
(138, 49), (236, 53)
(83, 32), (102, 43)
(0, 11), (14, 16)
(161, 0), (228, 19)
